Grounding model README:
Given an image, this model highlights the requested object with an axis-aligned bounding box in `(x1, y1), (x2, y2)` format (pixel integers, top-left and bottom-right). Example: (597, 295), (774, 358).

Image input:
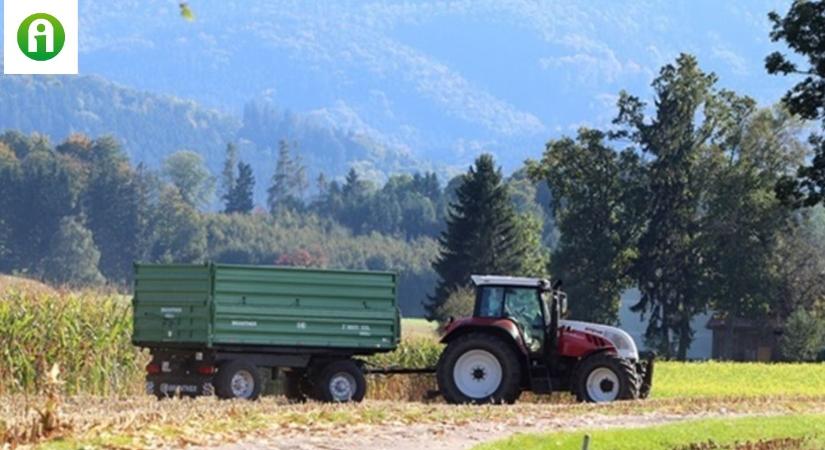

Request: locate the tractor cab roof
(470, 275), (548, 288)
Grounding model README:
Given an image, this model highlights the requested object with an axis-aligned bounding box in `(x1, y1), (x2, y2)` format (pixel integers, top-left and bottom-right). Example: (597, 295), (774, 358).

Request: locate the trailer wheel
(215, 359), (263, 400)
(313, 360), (366, 403)
(436, 332), (522, 404)
(574, 353), (639, 403)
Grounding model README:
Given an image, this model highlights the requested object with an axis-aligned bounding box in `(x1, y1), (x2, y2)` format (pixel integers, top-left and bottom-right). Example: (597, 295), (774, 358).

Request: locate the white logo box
(3, 0), (78, 74)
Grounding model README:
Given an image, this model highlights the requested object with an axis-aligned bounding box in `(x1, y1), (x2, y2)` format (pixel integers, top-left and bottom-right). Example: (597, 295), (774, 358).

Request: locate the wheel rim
(585, 367), (620, 402)
(452, 349), (503, 399)
(230, 370), (255, 398)
(328, 372), (356, 402)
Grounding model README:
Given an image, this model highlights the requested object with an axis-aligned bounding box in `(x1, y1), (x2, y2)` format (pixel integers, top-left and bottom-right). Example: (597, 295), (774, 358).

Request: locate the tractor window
(503, 288), (543, 329)
(503, 288), (544, 352)
(476, 287), (506, 317)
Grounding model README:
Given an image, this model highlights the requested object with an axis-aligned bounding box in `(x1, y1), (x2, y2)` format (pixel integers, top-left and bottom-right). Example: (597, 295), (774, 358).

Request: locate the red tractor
(436, 275), (654, 403)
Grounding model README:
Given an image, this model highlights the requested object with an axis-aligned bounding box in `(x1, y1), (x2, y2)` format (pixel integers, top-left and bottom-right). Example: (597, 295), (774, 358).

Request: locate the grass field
(476, 414), (825, 450)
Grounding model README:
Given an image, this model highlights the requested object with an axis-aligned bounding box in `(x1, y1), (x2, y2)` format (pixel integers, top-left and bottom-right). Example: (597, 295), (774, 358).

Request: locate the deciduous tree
(766, 0), (825, 207)
(529, 129), (644, 324)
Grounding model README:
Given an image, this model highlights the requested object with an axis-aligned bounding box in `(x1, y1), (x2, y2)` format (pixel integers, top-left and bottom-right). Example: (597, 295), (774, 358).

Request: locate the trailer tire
(215, 359), (263, 400)
(313, 360), (366, 403)
(574, 353), (639, 403)
(437, 332), (522, 404)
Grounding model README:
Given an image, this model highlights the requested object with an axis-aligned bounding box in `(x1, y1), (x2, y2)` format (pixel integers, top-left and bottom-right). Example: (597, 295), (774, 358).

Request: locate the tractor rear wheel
(436, 332), (522, 404)
(574, 353), (639, 403)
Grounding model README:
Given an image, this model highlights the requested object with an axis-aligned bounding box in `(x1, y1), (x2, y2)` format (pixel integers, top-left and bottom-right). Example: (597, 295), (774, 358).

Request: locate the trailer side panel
(211, 264), (399, 350)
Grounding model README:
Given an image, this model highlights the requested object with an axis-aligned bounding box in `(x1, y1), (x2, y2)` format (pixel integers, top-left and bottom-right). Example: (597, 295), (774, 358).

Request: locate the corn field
(0, 288), (146, 396)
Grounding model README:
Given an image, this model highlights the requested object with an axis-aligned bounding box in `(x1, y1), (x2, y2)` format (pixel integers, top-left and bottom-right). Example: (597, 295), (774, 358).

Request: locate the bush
(780, 309), (825, 362)
(432, 285), (475, 323)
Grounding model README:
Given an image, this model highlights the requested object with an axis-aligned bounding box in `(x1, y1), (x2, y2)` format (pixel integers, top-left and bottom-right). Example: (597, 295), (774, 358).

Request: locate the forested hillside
(0, 76), (428, 205)
(0, 130), (550, 316)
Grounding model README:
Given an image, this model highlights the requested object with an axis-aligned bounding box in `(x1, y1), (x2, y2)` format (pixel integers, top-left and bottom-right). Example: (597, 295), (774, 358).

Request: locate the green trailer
(132, 262), (401, 402)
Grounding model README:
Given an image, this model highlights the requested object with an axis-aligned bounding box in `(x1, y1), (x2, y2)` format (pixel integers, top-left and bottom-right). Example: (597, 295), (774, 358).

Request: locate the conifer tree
(224, 161), (255, 214)
(427, 154), (539, 319)
(220, 142), (238, 203)
(267, 140), (306, 214)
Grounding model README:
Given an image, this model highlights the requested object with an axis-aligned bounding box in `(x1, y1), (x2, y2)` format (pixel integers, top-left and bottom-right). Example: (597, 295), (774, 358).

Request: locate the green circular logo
(17, 13), (65, 61)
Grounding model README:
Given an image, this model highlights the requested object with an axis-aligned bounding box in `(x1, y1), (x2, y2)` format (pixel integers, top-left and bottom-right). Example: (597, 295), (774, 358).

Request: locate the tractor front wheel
(436, 332), (522, 404)
(574, 353), (640, 403)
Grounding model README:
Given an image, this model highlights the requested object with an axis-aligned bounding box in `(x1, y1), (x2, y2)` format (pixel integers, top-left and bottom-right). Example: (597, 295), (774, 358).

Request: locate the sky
(3, 0), (799, 171)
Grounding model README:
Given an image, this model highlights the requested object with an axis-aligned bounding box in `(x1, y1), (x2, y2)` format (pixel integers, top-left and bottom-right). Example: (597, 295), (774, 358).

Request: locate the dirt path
(195, 410), (748, 450)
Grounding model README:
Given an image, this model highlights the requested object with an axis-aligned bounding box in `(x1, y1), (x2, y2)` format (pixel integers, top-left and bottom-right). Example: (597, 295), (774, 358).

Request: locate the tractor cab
(469, 275), (565, 354)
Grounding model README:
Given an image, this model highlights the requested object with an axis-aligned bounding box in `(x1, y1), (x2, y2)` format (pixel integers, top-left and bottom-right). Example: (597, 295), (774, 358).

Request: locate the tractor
(436, 275), (654, 403)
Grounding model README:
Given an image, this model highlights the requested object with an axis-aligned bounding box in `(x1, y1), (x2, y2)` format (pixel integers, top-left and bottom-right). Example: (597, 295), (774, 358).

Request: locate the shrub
(433, 285), (475, 323)
(780, 308), (825, 362)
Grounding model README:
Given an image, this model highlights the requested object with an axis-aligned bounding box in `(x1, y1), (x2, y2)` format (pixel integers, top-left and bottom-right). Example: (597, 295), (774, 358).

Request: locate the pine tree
(220, 142), (238, 204)
(267, 140), (306, 214)
(224, 161), (255, 214)
(427, 154), (537, 320)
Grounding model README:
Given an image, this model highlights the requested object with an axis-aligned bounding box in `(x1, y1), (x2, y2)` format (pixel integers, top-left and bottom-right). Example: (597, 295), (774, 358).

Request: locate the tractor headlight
(606, 330), (639, 361)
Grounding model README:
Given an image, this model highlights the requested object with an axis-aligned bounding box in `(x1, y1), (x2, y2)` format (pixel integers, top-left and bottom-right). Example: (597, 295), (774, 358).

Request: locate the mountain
(0, 1), (795, 180)
(61, 0), (793, 171)
(0, 75), (428, 204)
(0, 74), (239, 167)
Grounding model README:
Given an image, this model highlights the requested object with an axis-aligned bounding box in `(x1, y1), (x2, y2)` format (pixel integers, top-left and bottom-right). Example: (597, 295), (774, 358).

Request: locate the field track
(11, 395), (813, 450)
(189, 398), (825, 450)
(198, 410), (744, 450)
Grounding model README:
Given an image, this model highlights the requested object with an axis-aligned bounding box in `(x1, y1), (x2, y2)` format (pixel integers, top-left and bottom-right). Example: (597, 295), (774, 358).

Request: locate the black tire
(436, 332), (523, 404)
(214, 359), (263, 400)
(574, 353), (640, 403)
(312, 360), (367, 403)
(638, 361), (653, 399)
(282, 369), (307, 403)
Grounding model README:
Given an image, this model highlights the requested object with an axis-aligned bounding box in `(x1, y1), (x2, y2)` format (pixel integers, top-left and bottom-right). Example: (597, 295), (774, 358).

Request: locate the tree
(224, 162), (255, 214)
(427, 154), (542, 320)
(696, 106), (808, 358)
(337, 168), (372, 232)
(6, 142), (79, 272)
(147, 186), (207, 263)
(772, 207), (825, 319)
(267, 140), (306, 214)
(612, 54), (742, 359)
(41, 216), (105, 286)
(0, 142), (18, 269)
(766, 1), (825, 207)
(780, 308), (825, 362)
(162, 150), (215, 208)
(82, 137), (147, 283)
(220, 143), (238, 203)
(528, 129), (644, 324)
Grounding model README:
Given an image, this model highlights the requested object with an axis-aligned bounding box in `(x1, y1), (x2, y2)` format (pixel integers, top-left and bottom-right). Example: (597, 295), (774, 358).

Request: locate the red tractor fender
(440, 317), (531, 356)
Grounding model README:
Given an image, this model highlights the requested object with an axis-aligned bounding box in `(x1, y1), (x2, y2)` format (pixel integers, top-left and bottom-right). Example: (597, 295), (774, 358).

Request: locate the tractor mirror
(558, 293), (568, 317)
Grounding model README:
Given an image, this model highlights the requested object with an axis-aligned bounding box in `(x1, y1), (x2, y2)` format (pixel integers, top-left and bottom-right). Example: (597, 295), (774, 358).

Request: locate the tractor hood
(559, 320), (639, 360)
